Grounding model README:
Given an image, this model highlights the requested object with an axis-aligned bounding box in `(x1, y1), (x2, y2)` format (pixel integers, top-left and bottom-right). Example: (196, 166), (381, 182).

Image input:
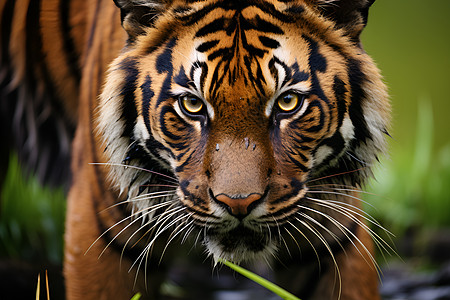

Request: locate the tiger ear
(318, 0), (376, 42)
(113, 0), (168, 38)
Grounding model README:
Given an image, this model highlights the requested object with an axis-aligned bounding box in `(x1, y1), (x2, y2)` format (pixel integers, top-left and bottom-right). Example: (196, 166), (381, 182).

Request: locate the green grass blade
(219, 259), (301, 300)
(130, 293), (141, 300)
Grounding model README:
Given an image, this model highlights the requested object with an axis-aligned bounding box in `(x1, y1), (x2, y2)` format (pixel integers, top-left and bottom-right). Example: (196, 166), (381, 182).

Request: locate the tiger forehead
(171, 0), (302, 18)
(170, 2), (314, 103)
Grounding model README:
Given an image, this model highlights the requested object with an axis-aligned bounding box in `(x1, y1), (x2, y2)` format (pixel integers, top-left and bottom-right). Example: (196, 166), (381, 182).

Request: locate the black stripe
(196, 39), (219, 53)
(243, 14), (284, 34)
(159, 106), (191, 142)
(177, 3), (217, 25)
(140, 74), (154, 135)
(284, 5), (305, 15)
(290, 99), (325, 134)
(180, 0), (298, 26)
(258, 35), (280, 49)
(59, 0), (81, 83)
(195, 17), (227, 37)
(173, 66), (190, 88)
(156, 38), (177, 108)
(187, 61), (208, 94)
(272, 56), (309, 88)
(270, 178), (305, 206)
(207, 47), (232, 61)
(254, 1), (298, 24)
(119, 58), (139, 137)
(333, 75), (348, 129)
(303, 35), (329, 103)
(145, 134), (171, 162)
(290, 62), (310, 84)
(174, 149), (196, 173)
(347, 58), (371, 144)
(29, 0), (70, 119)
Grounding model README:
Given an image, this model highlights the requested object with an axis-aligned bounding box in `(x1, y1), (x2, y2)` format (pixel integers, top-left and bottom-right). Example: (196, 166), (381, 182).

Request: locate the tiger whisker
(270, 215), (292, 259)
(346, 151), (372, 166)
(277, 225), (293, 260)
(132, 204), (186, 253)
(305, 195), (392, 237)
(140, 184), (179, 188)
(129, 191), (177, 202)
(293, 217), (342, 299)
(306, 189), (374, 208)
(296, 209), (348, 263)
(305, 191), (389, 253)
(303, 198), (393, 277)
(305, 196), (395, 257)
(286, 220), (321, 270)
(100, 191), (176, 214)
(193, 228), (203, 249)
(130, 209), (188, 273)
(297, 204), (378, 274)
(159, 217), (195, 264)
(296, 210), (344, 250)
(104, 204), (178, 259)
(120, 202), (181, 265)
(283, 227), (300, 259)
(130, 206), (186, 283)
(308, 183), (378, 196)
(148, 214), (193, 287)
(136, 205), (183, 290)
(129, 205), (185, 251)
(307, 167), (367, 183)
(89, 162), (178, 183)
(85, 200), (176, 257)
(305, 191), (379, 225)
(181, 222), (196, 245)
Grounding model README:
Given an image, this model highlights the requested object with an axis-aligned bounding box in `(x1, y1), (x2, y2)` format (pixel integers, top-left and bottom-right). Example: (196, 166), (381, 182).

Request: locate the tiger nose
(213, 193), (263, 219)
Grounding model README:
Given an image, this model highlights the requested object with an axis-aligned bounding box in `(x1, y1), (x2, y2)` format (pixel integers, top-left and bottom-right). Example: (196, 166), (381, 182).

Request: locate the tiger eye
(277, 93), (299, 112)
(181, 95), (203, 114)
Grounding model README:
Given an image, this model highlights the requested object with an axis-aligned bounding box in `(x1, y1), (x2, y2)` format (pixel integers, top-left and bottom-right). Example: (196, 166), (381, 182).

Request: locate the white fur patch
(314, 145), (333, 166)
(206, 236), (278, 264)
(339, 116), (355, 144)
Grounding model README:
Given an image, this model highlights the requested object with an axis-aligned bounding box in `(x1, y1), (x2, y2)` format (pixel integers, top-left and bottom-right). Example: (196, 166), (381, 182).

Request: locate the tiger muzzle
(205, 133), (275, 219)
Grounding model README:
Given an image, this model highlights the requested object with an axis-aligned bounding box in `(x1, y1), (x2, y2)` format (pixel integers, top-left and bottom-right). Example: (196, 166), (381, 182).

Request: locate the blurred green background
(362, 0), (450, 234)
(0, 0), (449, 296)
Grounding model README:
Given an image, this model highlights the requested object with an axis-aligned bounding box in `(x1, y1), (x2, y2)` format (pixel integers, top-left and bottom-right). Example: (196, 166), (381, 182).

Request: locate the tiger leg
(315, 225), (380, 300)
(275, 222), (380, 300)
(64, 163), (167, 300)
(64, 106), (167, 299)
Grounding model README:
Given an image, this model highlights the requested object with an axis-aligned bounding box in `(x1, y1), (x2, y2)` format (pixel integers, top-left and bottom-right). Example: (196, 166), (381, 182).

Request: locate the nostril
(212, 191), (263, 219)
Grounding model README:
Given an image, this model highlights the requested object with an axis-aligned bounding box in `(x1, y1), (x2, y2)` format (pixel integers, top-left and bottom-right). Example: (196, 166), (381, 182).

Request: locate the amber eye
(180, 95), (204, 114)
(277, 92), (300, 112)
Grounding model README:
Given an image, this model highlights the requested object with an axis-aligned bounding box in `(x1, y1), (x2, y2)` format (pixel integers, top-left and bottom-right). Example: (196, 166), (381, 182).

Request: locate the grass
(0, 154), (66, 264)
(364, 99), (450, 234)
(35, 271), (50, 300)
(219, 259), (301, 300)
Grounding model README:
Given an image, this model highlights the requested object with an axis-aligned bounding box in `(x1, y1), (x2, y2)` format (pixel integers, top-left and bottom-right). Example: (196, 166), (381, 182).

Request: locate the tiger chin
(0, 0), (390, 299)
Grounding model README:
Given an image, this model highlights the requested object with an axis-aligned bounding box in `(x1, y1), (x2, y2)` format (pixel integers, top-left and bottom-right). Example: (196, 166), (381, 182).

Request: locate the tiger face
(98, 0), (389, 264)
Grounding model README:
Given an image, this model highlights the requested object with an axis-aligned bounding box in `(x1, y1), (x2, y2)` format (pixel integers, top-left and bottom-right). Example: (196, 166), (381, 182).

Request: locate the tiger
(0, 0), (391, 299)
